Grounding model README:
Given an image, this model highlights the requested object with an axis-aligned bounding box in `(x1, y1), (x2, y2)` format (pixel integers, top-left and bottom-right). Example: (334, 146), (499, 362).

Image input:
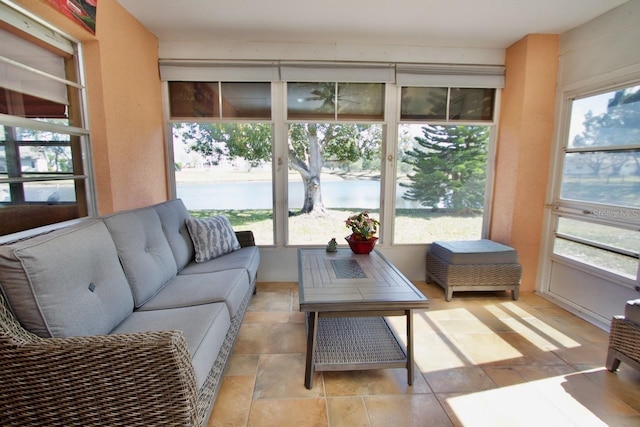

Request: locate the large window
(0, 12), (91, 236)
(164, 64), (503, 247)
(286, 82), (383, 245)
(552, 84), (640, 280)
(169, 82), (274, 245)
(395, 87), (496, 244)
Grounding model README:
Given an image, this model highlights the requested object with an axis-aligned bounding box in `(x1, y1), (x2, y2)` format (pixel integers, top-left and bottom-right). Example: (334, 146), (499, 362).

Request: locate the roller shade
(396, 64), (505, 88)
(279, 62), (395, 83)
(159, 60), (279, 82)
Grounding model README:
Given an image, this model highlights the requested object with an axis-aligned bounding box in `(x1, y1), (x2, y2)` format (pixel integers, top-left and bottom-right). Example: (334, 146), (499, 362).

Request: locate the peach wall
(492, 34), (559, 292)
(14, 0), (167, 214)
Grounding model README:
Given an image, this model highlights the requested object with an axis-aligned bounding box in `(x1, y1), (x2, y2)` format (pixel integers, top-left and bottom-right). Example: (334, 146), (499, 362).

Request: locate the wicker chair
(606, 299), (640, 373)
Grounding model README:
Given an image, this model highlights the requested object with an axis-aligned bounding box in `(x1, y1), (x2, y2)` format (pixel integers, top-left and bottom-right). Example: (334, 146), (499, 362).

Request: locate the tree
(173, 121), (381, 215)
(571, 87), (640, 177)
(288, 123), (381, 214)
(401, 125), (489, 213)
(175, 123), (272, 169)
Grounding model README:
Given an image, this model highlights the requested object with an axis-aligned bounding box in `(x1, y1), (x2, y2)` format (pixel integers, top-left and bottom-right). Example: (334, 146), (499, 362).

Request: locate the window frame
(550, 81), (640, 286)
(0, 5), (95, 239)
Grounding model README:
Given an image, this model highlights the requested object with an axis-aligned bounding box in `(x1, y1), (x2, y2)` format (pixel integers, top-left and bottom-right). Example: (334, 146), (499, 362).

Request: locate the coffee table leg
(406, 309), (414, 385)
(305, 311), (319, 389)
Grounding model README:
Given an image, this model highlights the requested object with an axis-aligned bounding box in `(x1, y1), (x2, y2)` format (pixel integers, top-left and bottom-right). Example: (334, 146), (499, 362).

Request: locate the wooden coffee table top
(298, 248), (429, 312)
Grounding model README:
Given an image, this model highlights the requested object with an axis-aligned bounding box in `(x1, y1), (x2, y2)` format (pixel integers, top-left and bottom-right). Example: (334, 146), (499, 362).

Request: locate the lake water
(177, 180), (422, 210)
(6, 179), (422, 209)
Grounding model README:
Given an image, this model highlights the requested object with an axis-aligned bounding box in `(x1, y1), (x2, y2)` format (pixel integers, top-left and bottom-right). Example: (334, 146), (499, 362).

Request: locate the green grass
(189, 208), (483, 245)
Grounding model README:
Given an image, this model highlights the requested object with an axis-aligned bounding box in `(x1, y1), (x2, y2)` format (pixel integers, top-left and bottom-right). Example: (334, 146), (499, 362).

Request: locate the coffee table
(298, 248), (429, 389)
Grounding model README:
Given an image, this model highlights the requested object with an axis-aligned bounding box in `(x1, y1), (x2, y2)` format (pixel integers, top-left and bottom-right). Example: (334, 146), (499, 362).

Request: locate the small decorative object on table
(326, 238), (338, 252)
(345, 211), (380, 254)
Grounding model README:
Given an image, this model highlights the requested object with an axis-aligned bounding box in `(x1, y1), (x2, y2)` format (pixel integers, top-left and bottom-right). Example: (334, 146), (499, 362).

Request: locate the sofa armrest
(0, 330), (199, 426)
(235, 230), (256, 247)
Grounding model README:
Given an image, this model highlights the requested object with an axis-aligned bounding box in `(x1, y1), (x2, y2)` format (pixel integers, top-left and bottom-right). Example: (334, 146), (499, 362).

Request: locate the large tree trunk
(289, 124), (326, 215)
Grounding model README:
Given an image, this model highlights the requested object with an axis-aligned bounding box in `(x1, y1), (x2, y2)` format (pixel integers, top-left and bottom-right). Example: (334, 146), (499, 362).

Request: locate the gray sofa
(0, 199), (259, 426)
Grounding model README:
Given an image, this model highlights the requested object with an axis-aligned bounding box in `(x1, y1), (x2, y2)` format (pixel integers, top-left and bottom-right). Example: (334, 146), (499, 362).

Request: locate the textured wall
(492, 34), (559, 292)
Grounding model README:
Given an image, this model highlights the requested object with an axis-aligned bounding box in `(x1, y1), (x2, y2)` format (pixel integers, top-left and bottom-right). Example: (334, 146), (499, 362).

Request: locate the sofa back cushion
(104, 208), (177, 308)
(0, 220), (134, 338)
(153, 199), (194, 272)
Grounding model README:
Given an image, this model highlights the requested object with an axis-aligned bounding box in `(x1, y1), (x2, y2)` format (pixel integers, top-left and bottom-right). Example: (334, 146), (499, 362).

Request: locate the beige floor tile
(324, 366), (431, 397)
(247, 398), (327, 427)
(209, 376), (254, 427)
(326, 397), (369, 427)
(423, 366), (496, 393)
(206, 282), (640, 426)
(225, 353), (260, 376)
(253, 353), (324, 399)
(234, 322), (306, 354)
(365, 394), (453, 427)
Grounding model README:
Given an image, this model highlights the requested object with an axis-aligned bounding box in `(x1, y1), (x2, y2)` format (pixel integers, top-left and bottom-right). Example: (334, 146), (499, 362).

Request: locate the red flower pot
(345, 235), (378, 254)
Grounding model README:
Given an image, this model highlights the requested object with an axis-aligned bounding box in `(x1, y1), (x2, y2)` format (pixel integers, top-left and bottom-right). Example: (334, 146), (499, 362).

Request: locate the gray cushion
(430, 239), (519, 264)
(625, 299), (640, 326)
(154, 199), (194, 272)
(180, 246), (260, 284)
(138, 269), (251, 319)
(185, 215), (240, 263)
(104, 208), (177, 308)
(111, 303), (230, 390)
(0, 220), (134, 338)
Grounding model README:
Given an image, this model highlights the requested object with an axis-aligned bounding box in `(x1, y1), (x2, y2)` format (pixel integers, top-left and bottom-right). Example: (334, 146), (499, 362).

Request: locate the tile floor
(208, 282), (640, 427)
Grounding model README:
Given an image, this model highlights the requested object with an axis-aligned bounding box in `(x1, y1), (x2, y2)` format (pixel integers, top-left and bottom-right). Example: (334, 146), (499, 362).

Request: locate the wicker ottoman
(426, 239), (522, 301)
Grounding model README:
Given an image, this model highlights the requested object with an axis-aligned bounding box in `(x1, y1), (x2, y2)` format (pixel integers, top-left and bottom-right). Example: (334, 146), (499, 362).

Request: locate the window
(286, 82), (384, 245)
(169, 81), (274, 245)
(395, 87), (496, 244)
(552, 84), (640, 280)
(0, 12), (91, 236)
(163, 62), (503, 248)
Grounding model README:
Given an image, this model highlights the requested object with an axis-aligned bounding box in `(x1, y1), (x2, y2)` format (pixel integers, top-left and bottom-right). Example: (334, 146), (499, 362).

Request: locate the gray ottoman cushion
(111, 303), (231, 390)
(431, 239), (518, 264)
(0, 220), (134, 338)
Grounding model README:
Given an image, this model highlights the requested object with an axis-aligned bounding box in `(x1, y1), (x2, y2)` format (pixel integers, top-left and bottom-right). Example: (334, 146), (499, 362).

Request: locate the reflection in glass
(449, 88), (495, 121)
(561, 151), (640, 208)
(22, 180), (76, 203)
(568, 86), (640, 148)
(287, 82), (335, 120)
(169, 82), (219, 118)
(557, 217), (640, 254)
(221, 82), (271, 119)
(337, 83), (384, 120)
(554, 237), (637, 279)
(400, 87), (447, 120)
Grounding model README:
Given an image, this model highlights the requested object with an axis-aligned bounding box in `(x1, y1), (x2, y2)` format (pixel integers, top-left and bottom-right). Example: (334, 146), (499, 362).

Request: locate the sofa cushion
(104, 208), (177, 308)
(625, 299), (640, 326)
(110, 303), (231, 390)
(185, 215), (241, 263)
(430, 239), (518, 264)
(0, 220), (134, 338)
(138, 269), (251, 319)
(180, 246), (260, 284)
(154, 199), (194, 272)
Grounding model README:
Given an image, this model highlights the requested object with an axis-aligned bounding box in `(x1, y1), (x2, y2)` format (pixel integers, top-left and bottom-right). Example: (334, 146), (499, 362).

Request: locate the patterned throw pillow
(185, 215), (241, 263)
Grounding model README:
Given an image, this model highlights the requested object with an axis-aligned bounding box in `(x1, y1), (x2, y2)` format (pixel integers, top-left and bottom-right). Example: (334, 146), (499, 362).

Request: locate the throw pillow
(185, 215), (241, 263)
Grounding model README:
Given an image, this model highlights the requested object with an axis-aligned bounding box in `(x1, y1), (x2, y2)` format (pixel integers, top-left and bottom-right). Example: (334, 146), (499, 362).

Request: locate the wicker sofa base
(426, 252), (521, 301)
(606, 316), (640, 373)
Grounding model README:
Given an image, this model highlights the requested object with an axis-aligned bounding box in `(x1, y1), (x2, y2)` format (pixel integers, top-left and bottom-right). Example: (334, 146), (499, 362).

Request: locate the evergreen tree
(401, 125), (489, 213)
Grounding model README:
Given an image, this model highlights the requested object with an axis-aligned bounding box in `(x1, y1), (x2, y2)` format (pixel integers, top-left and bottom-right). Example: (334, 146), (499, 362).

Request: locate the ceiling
(117, 0), (628, 49)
